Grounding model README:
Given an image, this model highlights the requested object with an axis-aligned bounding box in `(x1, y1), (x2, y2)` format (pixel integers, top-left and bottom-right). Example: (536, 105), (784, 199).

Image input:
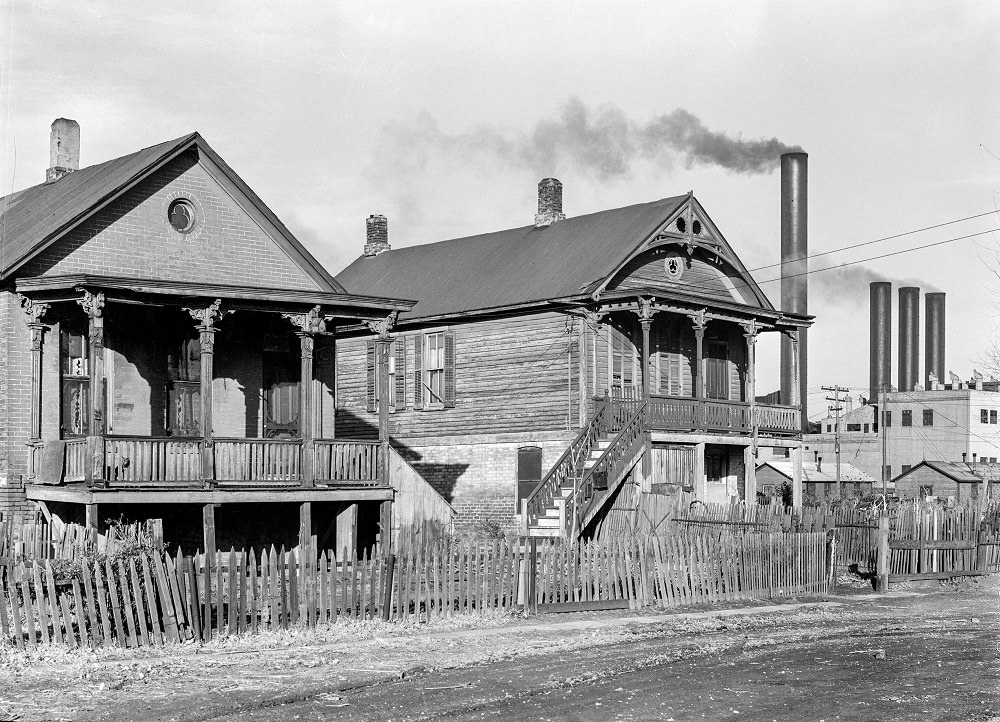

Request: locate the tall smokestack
(870, 282), (892, 404)
(925, 292), (945, 389)
(898, 286), (920, 392)
(779, 152), (808, 430)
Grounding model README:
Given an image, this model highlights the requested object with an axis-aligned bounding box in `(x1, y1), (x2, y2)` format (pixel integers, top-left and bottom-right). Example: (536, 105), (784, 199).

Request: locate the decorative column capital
(689, 308), (708, 335)
(75, 288), (104, 318)
(282, 305), (327, 335)
(741, 319), (760, 344)
(635, 297), (657, 323)
(297, 331), (316, 360)
(17, 294), (50, 325)
(184, 298), (232, 329)
(364, 311), (398, 340)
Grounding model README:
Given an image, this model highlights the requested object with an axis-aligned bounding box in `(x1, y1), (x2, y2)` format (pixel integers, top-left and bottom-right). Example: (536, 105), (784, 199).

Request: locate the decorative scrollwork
(688, 308), (708, 334)
(17, 294), (50, 325)
(636, 297), (657, 323)
(184, 298), (232, 328)
(364, 311), (398, 339)
(75, 288), (105, 318)
(282, 305), (327, 335)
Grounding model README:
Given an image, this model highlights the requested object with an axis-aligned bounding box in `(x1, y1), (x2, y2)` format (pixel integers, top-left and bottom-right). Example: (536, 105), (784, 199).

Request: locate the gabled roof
(336, 195), (691, 321)
(895, 460), (995, 484)
(756, 460), (876, 483)
(0, 133), (342, 291)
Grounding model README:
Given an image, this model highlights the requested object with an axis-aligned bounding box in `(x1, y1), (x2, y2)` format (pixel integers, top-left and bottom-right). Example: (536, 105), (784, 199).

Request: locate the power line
(754, 228), (998, 286)
(748, 210), (1000, 272)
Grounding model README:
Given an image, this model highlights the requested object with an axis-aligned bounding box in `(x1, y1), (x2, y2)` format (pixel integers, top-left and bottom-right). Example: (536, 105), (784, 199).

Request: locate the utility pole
(880, 382), (889, 498)
(822, 385), (848, 497)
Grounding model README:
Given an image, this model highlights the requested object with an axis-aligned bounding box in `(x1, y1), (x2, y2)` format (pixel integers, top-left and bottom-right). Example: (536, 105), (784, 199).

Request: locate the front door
(705, 340), (729, 400)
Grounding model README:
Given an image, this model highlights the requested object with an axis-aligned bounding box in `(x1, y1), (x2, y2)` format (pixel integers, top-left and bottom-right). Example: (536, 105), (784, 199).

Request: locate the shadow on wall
(335, 409), (468, 504)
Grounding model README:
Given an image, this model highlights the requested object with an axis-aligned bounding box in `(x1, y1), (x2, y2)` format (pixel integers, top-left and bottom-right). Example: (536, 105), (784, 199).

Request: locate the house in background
(892, 460), (998, 504)
(756, 459), (876, 502)
(335, 173), (811, 539)
(0, 119), (451, 553)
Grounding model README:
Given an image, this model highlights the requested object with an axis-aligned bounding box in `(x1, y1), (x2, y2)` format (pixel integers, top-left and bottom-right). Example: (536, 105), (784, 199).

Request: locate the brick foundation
(0, 476), (35, 523)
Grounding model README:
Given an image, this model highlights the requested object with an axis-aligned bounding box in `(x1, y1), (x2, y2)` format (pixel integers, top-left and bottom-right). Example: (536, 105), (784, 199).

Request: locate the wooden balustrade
(644, 395), (798, 436)
(103, 436), (204, 483)
(755, 404), (800, 434)
(64, 439), (88, 482)
(214, 438), (302, 483)
(314, 440), (382, 485)
(575, 403), (647, 527)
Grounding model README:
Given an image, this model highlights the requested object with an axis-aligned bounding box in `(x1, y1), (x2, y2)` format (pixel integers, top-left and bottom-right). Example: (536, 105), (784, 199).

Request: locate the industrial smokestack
(925, 292), (945, 389)
(779, 152), (808, 430)
(898, 287), (920, 392)
(870, 282), (892, 404)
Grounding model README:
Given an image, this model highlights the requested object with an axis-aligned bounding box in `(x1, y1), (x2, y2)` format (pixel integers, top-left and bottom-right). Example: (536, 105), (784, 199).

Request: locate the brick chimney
(46, 118), (80, 183)
(364, 214), (390, 256)
(534, 178), (566, 227)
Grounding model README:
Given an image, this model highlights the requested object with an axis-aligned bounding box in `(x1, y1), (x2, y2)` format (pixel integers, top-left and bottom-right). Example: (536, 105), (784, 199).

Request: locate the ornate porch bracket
(364, 310), (398, 340)
(18, 295), (50, 447)
(17, 294), (51, 326)
(282, 305), (328, 336)
(183, 298), (232, 330)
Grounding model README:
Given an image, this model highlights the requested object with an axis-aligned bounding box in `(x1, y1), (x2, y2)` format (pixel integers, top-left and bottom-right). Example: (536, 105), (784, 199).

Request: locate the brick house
(335, 178), (811, 538)
(0, 119), (453, 553)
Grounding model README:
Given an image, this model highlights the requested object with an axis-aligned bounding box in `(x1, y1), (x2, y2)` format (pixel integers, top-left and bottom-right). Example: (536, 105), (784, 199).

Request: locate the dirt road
(2, 579), (997, 721)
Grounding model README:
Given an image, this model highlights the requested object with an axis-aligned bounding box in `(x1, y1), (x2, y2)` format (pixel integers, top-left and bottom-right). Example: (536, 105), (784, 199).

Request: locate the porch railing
(314, 440), (382, 485)
(214, 438), (302, 483)
(643, 394), (799, 436)
(104, 436), (204, 483)
(64, 439), (88, 482)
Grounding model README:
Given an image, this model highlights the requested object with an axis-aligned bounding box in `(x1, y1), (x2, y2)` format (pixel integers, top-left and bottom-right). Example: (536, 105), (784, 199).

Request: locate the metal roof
(335, 195), (691, 321)
(757, 459), (876, 483)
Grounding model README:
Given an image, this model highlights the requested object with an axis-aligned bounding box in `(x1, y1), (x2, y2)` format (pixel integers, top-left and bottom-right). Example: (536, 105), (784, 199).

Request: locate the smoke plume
(383, 97), (801, 180)
(794, 255), (939, 307)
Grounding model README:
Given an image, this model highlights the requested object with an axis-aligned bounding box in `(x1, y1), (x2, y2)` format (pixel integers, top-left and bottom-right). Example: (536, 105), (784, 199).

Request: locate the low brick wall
(0, 475), (35, 523)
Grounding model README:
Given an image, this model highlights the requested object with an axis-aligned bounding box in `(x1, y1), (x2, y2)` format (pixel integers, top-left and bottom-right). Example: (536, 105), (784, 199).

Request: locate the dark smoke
(780, 254), (940, 308)
(383, 98), (801, 180)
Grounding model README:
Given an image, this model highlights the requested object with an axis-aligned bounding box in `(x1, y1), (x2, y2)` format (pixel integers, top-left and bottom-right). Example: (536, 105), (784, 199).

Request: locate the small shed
(756, 460), (876, 502)
(892, 460), (995, 503)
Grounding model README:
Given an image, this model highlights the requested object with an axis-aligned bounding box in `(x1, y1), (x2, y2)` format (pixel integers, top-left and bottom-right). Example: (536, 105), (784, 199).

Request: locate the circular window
(168, 199), (196, 233)
(663, 251), (686, 280)
(675, 217), (686, 233)
(692, 220), (702, 235)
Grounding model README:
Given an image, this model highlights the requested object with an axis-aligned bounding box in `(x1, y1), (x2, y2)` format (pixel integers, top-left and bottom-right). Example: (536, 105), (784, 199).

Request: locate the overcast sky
(2, 2), (998, 417)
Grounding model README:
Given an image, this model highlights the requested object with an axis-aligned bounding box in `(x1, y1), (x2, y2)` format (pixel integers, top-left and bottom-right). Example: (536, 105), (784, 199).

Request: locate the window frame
(922, 409), (933, 426)
(901, 409), (912, 427)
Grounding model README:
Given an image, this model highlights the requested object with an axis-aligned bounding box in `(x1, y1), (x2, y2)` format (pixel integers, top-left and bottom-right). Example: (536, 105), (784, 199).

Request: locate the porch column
(78, 290), (105, 487)
(694, 441), (707, 500)
(635, 298), (656, 482)
(18, 296), (50, 474)
(742, 321), (759, 456)
(365, 312), (398, 487)
(185, 299), (231, 488)
(790, 329), (804, 432)
(284, 306), (328, 487)
(690, 310), (707, 430)
(791, 444), (803, 508)
(743, 445), (757, 503)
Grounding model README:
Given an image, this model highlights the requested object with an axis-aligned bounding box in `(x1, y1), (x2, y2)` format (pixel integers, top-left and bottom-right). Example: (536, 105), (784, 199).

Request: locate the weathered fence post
(826, 529), (838, 591)
(527, 537), (538, 616)
(380, 553), (395, 621)
(876, 514), (890, 592)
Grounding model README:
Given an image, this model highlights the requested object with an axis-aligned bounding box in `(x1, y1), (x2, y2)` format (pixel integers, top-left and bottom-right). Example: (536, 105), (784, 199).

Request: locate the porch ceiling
(15, 273), (415, 321)
(25, 484), (394, 505)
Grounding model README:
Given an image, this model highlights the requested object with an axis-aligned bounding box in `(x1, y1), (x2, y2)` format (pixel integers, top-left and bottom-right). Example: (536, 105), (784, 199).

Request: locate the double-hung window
(425, 332), (446, 408)
(901, 410), (912, 427)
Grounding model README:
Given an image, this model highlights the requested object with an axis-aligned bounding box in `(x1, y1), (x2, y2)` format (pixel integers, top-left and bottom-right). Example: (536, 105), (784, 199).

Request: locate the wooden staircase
(521, 395), (647, 539)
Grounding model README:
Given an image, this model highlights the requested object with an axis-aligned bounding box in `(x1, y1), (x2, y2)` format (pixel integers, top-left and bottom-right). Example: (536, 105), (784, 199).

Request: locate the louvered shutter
(366, 339), (376, 413)
(394, 338), (406, 409)
(443, 331), (456, 408)
(412, 335), (423, 410)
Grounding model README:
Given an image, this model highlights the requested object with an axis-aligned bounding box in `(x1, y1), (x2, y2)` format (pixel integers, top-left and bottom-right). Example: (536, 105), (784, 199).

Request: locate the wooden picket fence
(0, 516), (163, 563)
(0, 530), (831, 650)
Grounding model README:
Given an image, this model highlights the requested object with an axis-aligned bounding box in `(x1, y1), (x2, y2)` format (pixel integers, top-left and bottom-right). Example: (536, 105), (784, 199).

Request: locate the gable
(594, 195), (774, 311)
(16, 149), (324, 291)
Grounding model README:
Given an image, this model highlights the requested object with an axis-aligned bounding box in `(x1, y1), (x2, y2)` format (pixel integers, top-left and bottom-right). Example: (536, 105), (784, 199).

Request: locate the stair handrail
(523, 395), (610, 527)
(571, 400), (648, 534)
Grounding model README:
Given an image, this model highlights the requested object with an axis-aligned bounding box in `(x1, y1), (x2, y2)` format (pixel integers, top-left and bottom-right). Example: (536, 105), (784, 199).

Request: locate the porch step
(527, 526), (563, 538)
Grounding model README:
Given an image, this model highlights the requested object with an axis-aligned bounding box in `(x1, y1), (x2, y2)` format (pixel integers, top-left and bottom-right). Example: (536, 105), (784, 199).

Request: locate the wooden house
(892, 460), (996, 504)
(755, 459), (875, 503)
(0, 119), (453, 553)
(335, 178), (811, 538)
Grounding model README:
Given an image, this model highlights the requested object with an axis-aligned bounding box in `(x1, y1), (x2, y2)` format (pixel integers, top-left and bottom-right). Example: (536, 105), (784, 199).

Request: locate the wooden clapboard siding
(605, 247), (758, 307)
(336, 312), (581, 439)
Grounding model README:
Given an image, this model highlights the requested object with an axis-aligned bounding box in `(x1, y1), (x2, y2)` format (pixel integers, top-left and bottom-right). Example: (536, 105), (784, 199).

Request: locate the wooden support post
(638, 301), (654, 480)
(203, 504), (217, 560)
(17, 296), (50, 445)
(375, 337), (391, 486)
(298, 502), (312, 555)
(298, 332), (315, 487)
(691, 311), (707, 431)
(876, 514), (890, 592)
(527, 537), (538, 616)
(85, 503), (99, 532)
(694, 441), (707, 500)
(78, 290), (106, 487)
(743, 444), (757, 503)
(379, 499), (393, 555)
(790, 444), (803, 508)
(743, 321), (759, 458)
(381, 553), (395, 621)
(336, 503), (358, 560)
(185, 300), (230, 489)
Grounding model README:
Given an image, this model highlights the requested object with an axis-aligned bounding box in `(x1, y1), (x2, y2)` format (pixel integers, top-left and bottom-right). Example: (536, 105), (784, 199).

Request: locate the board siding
(605, 247), (758, 307)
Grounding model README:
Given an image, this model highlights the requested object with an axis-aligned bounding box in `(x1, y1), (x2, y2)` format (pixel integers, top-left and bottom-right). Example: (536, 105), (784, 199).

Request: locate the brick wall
(20, 151), (322, 291)
(0, 476), (34, 523)
(396, 433), (573, 532)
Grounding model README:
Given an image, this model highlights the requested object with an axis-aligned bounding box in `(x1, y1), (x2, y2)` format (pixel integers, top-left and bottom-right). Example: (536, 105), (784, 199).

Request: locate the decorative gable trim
(589, 194), (774, 311)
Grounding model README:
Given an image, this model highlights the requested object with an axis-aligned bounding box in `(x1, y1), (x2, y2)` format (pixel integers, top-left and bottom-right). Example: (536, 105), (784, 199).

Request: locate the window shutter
(394, 338), (406, 409)
(366, 339), (376, 413)
(443, 331), (456, 408)
(412, 334), (423, 410)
